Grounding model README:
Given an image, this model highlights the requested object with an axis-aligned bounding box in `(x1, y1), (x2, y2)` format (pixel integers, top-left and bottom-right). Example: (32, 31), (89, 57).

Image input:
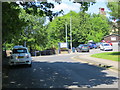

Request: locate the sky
(18, 0), (111, 18)
(46, 0), (110, 16)
(43, 0), (111, 24)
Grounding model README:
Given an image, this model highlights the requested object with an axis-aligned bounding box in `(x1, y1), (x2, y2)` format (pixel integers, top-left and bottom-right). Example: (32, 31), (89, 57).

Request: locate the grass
(91, 52), (120, 62)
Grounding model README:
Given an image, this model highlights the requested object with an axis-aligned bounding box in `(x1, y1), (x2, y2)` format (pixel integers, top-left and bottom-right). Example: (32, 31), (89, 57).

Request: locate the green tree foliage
(2, 2), (26, 44)
(2, 1), (95, 44)
(87, 14), (110, 43)
(107, 2), (119, 34)
(47, 11), (110, 48)
(2, 1), (62, 46)
(107, 2), (119, 19)
(2, 1), (97, 50)
(16, 9), (47, 51)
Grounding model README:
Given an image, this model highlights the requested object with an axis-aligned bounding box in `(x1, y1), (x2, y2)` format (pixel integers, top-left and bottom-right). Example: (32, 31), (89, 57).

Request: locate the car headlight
(26, 54), (30, 58)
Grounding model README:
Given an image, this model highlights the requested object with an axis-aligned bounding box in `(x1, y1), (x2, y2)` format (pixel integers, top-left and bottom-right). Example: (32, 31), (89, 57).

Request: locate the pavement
(73, 54), (119, 71)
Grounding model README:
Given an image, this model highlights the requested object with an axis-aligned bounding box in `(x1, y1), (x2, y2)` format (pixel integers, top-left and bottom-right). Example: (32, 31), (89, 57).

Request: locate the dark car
(92, 42), (97, 49)
(88, 42), (97, 49)
(81, 44), (90, 52)
(87, 43), (94, 49)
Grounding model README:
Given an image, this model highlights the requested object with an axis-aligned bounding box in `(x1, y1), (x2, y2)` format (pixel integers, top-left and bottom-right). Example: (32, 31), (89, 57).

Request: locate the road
(2, 43), (119, 89)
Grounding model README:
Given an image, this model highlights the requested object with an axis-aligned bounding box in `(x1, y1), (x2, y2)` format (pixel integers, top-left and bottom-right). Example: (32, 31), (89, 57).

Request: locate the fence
(31, 49), (57, 56)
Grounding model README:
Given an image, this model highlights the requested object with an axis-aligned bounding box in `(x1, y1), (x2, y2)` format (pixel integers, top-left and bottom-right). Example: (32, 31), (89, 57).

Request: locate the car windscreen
(88, 43), (92, 45)
(78, 44), (83, 47)
(104, 44), (110, 46)
(83, 45), (88, 47)
(91, 42), (96, 44)
(13, 49), (27, 54)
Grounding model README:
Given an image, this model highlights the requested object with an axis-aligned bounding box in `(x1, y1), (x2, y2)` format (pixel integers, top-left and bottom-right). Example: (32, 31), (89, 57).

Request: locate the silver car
(80, 44), (90, 52)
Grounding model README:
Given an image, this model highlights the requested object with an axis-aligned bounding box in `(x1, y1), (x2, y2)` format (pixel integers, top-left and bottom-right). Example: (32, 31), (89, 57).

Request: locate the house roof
(104, 34), (120, 38)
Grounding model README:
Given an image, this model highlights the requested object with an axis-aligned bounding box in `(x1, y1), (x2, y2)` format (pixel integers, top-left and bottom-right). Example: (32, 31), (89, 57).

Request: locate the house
(104, 34), (120, 42)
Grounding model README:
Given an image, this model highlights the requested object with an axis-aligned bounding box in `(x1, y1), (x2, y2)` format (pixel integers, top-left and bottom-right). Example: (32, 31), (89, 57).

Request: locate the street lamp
(70, 14), (72, 52)
(65, 22), (67, 45)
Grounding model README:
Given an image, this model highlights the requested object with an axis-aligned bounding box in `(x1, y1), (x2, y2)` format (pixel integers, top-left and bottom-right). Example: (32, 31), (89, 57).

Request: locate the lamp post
(70, 15), (72, 52)
(65, 22), (67, 45)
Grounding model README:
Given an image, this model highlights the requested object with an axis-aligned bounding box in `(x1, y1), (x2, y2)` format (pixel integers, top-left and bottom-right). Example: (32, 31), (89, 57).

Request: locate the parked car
(100, 43), (113, 51)
(76, 44), (84, 52)
(106, 41), (112, 46)
(87, 43), (94, 49)
(92, 42), (97, 49)
(81, 44), (90, 52)
(96, 42), (102, 48)
(87, 42), (97, 49)
(9, 45), (32, 67)
(118, 41), (120, 47)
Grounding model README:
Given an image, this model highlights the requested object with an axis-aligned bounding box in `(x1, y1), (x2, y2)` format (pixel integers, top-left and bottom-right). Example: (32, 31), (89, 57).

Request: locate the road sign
(59, 42), (68, 48)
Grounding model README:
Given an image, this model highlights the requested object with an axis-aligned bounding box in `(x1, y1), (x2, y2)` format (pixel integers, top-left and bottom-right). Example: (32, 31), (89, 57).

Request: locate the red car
(106, 41), (112, 46)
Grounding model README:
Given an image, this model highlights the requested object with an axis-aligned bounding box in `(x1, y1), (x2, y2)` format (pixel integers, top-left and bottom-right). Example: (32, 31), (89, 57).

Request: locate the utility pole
(70, 15), (72, 52)
(65, 22), (67, 45)
(24, 41), (26, 47)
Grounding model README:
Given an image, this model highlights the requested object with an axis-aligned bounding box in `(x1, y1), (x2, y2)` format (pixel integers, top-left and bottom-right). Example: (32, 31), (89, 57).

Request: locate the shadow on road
(2, 60), (119, 88)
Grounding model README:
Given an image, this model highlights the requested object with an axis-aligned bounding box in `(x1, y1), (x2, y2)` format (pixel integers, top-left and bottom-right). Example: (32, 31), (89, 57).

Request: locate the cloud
(53, 3), (80, 14)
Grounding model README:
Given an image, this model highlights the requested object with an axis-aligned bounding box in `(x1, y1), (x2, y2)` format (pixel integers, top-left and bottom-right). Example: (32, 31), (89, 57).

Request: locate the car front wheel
(28, 62), (32, 67)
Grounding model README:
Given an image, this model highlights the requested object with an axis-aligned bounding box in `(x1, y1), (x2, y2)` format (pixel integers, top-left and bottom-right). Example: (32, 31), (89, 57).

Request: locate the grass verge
(91, 52), (120, 62)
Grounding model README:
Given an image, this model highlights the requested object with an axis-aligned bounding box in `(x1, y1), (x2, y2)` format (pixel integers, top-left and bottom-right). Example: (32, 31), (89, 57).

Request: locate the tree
(107, 2), (119, 19)
(107, 2), (120, 34)
(87, 14), (110, 42)
(46, 17), (66, 49)
(2, 2), (62, 45)
(2, 1), (96, 45)
(46, 11), (110, 48)
(2, 2), (26, 44)
(16, 9), (48, 51)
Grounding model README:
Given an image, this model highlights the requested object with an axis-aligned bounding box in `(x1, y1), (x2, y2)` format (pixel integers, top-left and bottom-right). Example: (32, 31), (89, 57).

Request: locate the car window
(79, 44), (83, 46)
(104, 44), (110, 46)
(13, 49), (27, 54)
(88, 43), (92, 45)
(83, 45), (88, 47)
(78, 44), (83, 47)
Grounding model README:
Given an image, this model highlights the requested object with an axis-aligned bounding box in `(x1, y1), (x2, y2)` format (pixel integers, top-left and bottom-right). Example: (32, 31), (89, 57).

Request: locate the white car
(100, 43), (113, 51)
(9, 46), (32, 67)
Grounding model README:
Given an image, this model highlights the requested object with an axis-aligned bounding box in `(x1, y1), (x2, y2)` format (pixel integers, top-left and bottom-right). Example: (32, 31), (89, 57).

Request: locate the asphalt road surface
(3, 54), (119, 89)
(2, 43), (119, 89)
